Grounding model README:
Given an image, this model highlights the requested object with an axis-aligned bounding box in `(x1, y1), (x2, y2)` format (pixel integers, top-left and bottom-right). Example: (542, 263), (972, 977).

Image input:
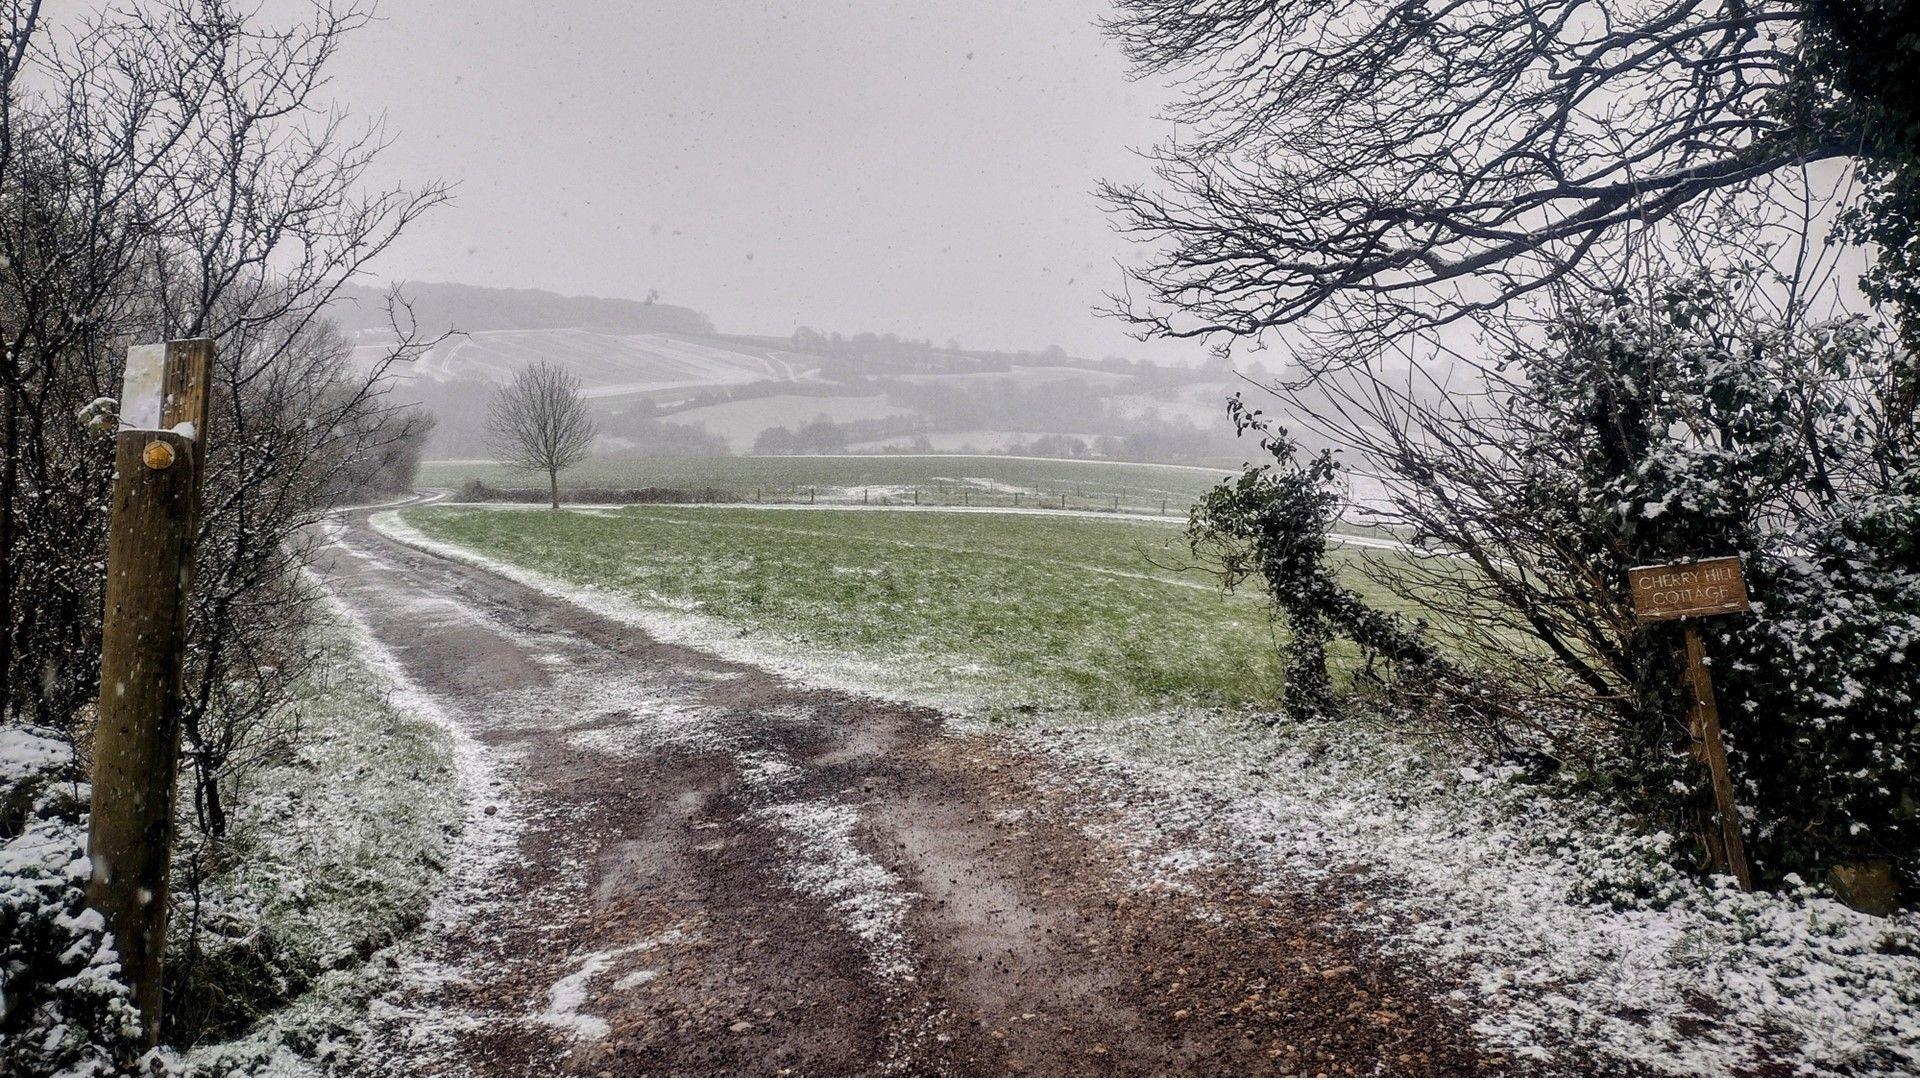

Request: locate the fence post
(87, 339), (214, 1046)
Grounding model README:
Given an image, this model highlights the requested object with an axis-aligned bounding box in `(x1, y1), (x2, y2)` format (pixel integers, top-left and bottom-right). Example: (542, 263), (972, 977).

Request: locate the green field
(418, 454), (1239, 516)
(400, 504), (1429, 717)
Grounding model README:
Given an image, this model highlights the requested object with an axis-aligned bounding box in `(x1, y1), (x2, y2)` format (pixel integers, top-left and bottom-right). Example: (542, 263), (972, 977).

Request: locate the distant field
(399, 504), (1431, 717)
(384, 330), (796, 401)
(659, 394), (923, 452)
(846, 429), (1101, 454)
(418, 454), (1241, 515)
(892, 365), (1133, 387)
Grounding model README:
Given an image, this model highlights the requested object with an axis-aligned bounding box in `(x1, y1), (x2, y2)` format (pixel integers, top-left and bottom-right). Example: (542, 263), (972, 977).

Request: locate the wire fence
(452, 480), (1189, 518)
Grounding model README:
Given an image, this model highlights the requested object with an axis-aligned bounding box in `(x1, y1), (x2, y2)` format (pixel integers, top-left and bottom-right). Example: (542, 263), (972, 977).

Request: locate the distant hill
(336, 280), (1258, 463)
(328, 280), (713, 337)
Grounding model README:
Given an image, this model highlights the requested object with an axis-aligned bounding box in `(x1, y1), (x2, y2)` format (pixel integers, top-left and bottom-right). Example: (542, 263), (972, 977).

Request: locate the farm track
(312, 503), (1506, 1077)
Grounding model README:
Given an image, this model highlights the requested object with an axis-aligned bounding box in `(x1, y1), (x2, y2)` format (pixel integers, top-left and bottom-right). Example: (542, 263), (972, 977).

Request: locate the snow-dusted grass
(173, 595), (471, 1074)
(393, 505), (1446, 717)
(1023, 708), (1920, 1074)
(0, 593), (469, 1076)
(380, 503), (1920, 1075)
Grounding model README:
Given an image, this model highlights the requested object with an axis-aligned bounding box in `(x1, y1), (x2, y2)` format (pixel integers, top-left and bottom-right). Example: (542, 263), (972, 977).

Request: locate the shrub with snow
(1724, 473), (1920, 882)
(1532, 281), (1919, 883)
(1210, 271), (1919, 890)
(0, 727), (140, 1073)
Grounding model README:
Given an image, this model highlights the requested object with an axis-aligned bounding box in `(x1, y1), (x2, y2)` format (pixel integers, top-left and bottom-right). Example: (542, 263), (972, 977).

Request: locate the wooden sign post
(87, 339), (214, 1044)
(1628, 555), (1754, 890)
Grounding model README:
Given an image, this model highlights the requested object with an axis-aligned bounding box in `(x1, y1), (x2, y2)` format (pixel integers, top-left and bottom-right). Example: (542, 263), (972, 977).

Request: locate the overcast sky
(292, 1), (1200, 363)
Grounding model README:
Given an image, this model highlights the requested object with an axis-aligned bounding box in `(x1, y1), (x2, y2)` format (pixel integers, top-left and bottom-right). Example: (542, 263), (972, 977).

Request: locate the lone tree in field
(488, 362), (595, 508)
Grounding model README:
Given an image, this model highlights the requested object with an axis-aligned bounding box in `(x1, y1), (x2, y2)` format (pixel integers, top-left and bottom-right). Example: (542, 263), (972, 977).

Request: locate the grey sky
(307, 1), (1199, 362)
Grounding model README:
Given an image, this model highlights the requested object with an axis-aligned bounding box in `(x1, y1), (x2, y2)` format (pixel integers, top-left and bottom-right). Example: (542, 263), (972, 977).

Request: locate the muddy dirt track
(312, 505), (1514, 1077)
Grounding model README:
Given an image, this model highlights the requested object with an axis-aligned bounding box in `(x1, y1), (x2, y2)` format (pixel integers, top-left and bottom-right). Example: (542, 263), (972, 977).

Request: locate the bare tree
(1098, 0), (1915, 370)
(0, 0), (448, 729)
(179, 303), (434, 839)
(0, 0), (450, 1059)
(488, 362), (595, 508)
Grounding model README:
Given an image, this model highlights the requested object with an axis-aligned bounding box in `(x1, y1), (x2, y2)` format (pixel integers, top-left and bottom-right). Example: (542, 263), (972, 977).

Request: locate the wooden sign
(118, 342), (168, 431)
(1625, 553), (1755, 890)
(1628, 556), (1749, 623)
(118, 340), (207, 439)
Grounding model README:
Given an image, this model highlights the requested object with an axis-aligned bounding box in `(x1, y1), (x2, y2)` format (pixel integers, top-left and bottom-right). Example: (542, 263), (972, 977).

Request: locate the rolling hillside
(341, 281), (1254, 461)
(390, 330), (806, 400)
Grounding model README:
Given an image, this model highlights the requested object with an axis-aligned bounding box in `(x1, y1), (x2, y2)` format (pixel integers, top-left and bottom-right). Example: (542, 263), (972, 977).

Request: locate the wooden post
(87, 339), (214, 1044)
(1682, 622), (1754, 890)
(1628, 556), (1754, 890)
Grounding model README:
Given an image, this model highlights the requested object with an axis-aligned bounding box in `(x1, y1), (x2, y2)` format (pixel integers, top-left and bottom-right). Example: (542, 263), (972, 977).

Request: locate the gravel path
(311, 505), (1506, 1076)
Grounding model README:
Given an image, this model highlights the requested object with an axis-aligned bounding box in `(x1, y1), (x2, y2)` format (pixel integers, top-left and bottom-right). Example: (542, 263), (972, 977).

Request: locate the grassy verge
(399, 504), (1432, 716)
(170, 597), (462, 1073)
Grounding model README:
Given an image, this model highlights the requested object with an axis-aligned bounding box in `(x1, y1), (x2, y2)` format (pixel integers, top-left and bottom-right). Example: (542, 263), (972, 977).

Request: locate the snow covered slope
(355, 330), (812, 400)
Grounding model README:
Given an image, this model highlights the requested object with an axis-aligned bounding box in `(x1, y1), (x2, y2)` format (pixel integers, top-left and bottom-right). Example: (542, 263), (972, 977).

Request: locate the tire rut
(311, 508), (1506, 1076)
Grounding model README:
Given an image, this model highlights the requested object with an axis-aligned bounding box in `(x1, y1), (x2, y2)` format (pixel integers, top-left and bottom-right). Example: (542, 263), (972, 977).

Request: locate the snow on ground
(1024, 709), (1920, 1075)
(0, 725), (68, 786)
(324, 592), (526, 899)
(731, 738), (918, 981)
(272, 589), (530, 1069)
(754, 798), (916, 981)
(536, 927), (692, 1042)
(369, 511), (965, 713)
(562, 699), (726, 759)
(956, 476), (1041, 495)
(367, 514), (928, 985)
(541, 949), (626, 1040)
(373, 514), (1920, 1074)
(168, 588), (506, 1075)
